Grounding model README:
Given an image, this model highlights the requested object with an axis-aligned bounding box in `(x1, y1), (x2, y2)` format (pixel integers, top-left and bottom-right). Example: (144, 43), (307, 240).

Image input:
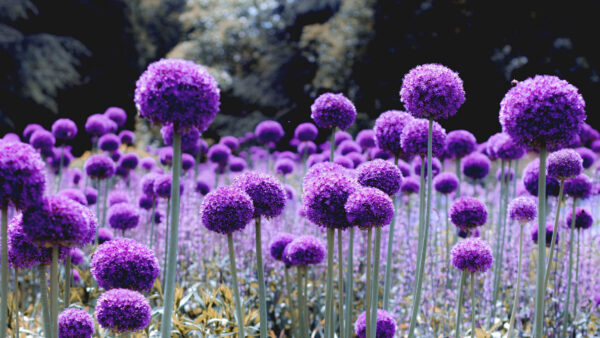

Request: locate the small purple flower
(119, 153), (139, 170)
(51, 118), (78, 142)
(195, 179), (211, 196)
(354, 309), (396, 338)
(85, 187), (97, 206)
(98, 133), (120, 152)
(208, 143), (231, 166)
(85, 155), (115, 180)
(107, 203), (140, 231)
(98, 228), (113, 244)
(233, 172), (286, 218)
(522, 158), (560, 197)
(446, 130), (476, 159)
(269, 233), (296, 262)
(508, 196), (537, 224)
(295, 122), (318, 142)
(298, 141), (317, 156)
(30, 129), (55, 150)
(303, 171), (360, 229)
(153, 174), (184, 199)
(547, 149), (583, 180)
(140, 157), (155, 171)
(575, 147), (596, 169)
(85, 114), (110, 137)
(338, 140), (361, 155)
(255, 120), (284, 144)
(95, 288), (151, 333)
(282, 235), (326, 266)
(531, 223), (559, 247)
(23, 123), (43, 142)
(104, 107), (127, 127)
(564, 174), (593, 200)
(412, 157), (441, 178)
(334, 131), (353, 147)
(492, 133), (526, 161)
(374, 110), (414, 156)
(400, 176), (420, 194)
(400, 118), (446, 157)
(219, 136), (239, 151)
(70, 248), (85, 265)
(201, 186), (254, 234)
(451, 238), (493, 273)
(356, 159), (403, 196)
(311, 92), (357, 131)
(433, 172), (458, 194)
(461, 152), (491, 181)
(450, 196), (487, 230)
(7, 214), (47, 269)
(345, 187), (394, 229)
(334, 155), (354, 169)
(58, 308), (94, 338)
(108, 190), (129, 207)
(356, 129), (376, 150)
(566, 207), (593, 229)
(119, 130), (135, 146)
(275, 158), (295, 176)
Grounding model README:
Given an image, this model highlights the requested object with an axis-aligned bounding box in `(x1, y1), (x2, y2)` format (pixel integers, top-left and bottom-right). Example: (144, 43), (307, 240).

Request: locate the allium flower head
(107, 203), (140, 231)
(303, 162), (352, 189)
(522, 159), (560, 197)
(228, 156), (246, 172)
(85, 114), (111, 137)
(356, 129), (376, 150)
(201, 186), (254, 234)
(374, 110), (414, 155)
(233, 172), (286, 218)
(85, 187), (97, 206)
(334, 131), (353, 146)
(51, 118), (78, 141)
(451, 238), (493, 273)
(400, 63), (465, 120)
(85, 155), (115, 180)
(7, 214), (47, 269)
(134, 58), (220, 132)
(311, 92), (356, 131)
(356, 159), (403, 196)
(108, 191), (129, 207)
(119, 130), (135, 146)
(400, 176), (420, 194)
(400, 118), (446, 157)
(334, 155), (354, 169)
(58, 189), (88, 206)
(95, 289), (151, 333)
(531, 223), (558, 247)
(140, 157), (155, 171)
(298, 141), (317, 156)
(119, 153), (139, 170)
(566, 207), (593, 229)
(153, 174), (184, 199)
(98, 228), (113, 244)
(345, 187), (394, 229)
(338, 140), (361, 155)
(104, 107), (127, 127)
(23, 123), (43, 142)
(461, 152), (491, 181)
(30, 129), (55, 150)
(98, 133), (120, 152)
(219, 135), (239, 151)
(433, 172), (459, 194)
(294, 122), (318, 142)
(450, 196), (487, 229)
(412, 157), (441, 178)
(282, 235), (326, 266)
(275, 158), (295, 175)
(575, 147), (596, 169)
(547, 149), (583, 180)
(70, 248), (85, 265)
(208, 143), (231, 166)
(499, 75), (586, 150)
(269, 233), (296, 262)
(195, 179), (210, 195)
(492, 133), (526, 161)
(508, 196), (537, 224)
(255, 120), (284, 144)
(58, 308), (94, 338)
(354, 309), (396, 338)
(446, 130), (476, 159)
(564, 174), (593, 199)
(0, 140), (46, 209)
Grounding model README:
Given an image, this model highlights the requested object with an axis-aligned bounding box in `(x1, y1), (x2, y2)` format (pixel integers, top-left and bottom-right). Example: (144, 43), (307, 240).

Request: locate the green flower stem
(56, 144), (65, 193)
(228, 234), (246, 337)
(51, 247), (59, 338)
(95, 179), (101, 246)
(507, 223), (525, 338)
(369, 227), (382, 338)
(325, 228), (335, 338)
(162, 197), (171, 285)
(454, 270), (467, 338)
(533, 145), (547, 338)
(489, 161), (506, 325)
(101, 178), (109, 230)
(38, 265), (52, 338)
(284, 267), (299, 337)
(562, 204), (577, 337)
(337, 229), (344, 337)
(160, 132), (182, 338)
(470, 273), (476, 338)
(13, 268), (19, 338)
(573, 228), (581, 332)
(344, 226), (355, 338)
(255, 217), (268, 338)
(365, 228), (372, 338)
(543, 181), (566, 292)
(444, 195), (451, 286)
(297, 267), (309, 338)
(149, 198), (156, 247)
(64, 254), (71, 309)
(455, 157), (462, 198)
(0, 206), (8, 338)
(383, 156), (399, 311)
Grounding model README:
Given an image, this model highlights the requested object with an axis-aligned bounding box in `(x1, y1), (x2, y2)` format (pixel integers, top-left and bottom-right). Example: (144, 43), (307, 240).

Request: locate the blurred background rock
(1, 0), (599, 154)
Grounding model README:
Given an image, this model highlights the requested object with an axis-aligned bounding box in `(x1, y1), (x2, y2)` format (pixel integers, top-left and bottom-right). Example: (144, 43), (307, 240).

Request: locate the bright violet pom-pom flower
(303, 171), (360, 229)
(85, 154), (115, 180)
(135, 59), (220, 132)
(400, 63), (466, 120)
(566, 207), (593, 229)
(354, 309), (396, 338)
(564, 174), (593, 199)
(303, 162), (352, 188)
(374, 110), (414, 156)
(446, 130), (476, 159)
(338, 140), (361, 155)
(233, 172), (286, 218)
(522, 159), (560, 197)
(450, 238), (493, 273)
(95, 288), (151, 333)
(499, 75), (586, 150)
(575, 147), (596, 169)
(70, 248), (85, 265)
(310, 92), (357, 131)
(345, 187), (394, 229)
(23, 123), (43, 142)
(104, 107), (127, 127)
(334, 131), (352, 146)
(58, 308), (95, 338)
(51, 118), (78, 142)
(400, 118), (446, 157)
(531, 223), (558, 247)
(153, 174), (184, 199)
(269, 233), (296, 262)
(91, 238), (159, 292)
(433, 172), (459, 194)
(201, 186), (254, 234)
(547, 149), (583, 180)
(400, 176), (420, 194)
(0, 140), (46, 210)
(220, 136), (239, 151)
(508, 196), (537, 224)
(107, 203), (140, 231)
(98, 133), (120, 152)
(491, 133), (526, 161)
(7, 214), (49, 269)
(295, 122), (318, 142)
(119, 130), (135, 145)
(30, 129), (55, 150)
(98, 228), (113, 244)
(450, 196), (487, 230)
(85, 114), (110, 137)
(412, 157), (441, 178)
(275, 158), (295, 176)
(282, 235), (326, 266)
(461, 152), (491, 181)
(356, 129), (376, 150)
(255, 120), (285, 144)
(208, 143), (231, 166)
(356, 159), (403, 196)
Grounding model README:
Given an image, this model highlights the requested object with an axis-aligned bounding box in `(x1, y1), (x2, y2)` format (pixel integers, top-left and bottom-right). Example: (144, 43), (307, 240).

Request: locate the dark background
(1, 0), (598, 154)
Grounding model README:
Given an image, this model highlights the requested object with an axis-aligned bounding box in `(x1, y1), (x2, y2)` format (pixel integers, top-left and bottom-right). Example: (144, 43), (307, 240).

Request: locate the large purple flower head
(91, 238), (159, 292)
(98, 228), (113, 244)
(95, 288), (151, 333)
(446, 130), (476, 159)
(134, 59), (220, 132)
(85, 155), (115, 180)
(492, 133), (526, 161)
(356, 159), (403, 196)
(412, 157), (441, 178)
(345, 187), (394, 229)
(303, 162), (352, 188)
(59, 188), (88, 206)
(461, 152), (491, 181)
(303, 171), (360, 229)
(400, 176), (420, 194)
(51, 118), (78, 142)
(208, 143), (231, 166)
(400, 118), (446, 157)
(22, 195), (94, 247)
(564, 174), (593, 199)
(566, 207), (593, 229)
(522, 158), (560, 197)
(269, 233), (296, 262)
(295, 122), (318, 142)
(104, 107), (127, 127)
(451, 238), (493, 273)
(233, 172), (286, 218)
(107, 203), (140, 231)
(85, 114), (110, 137)
(23, 123), (43, 142)
(354, 309), (396, 338)
(499, 75), (586, 150)
(201, 186), (254, 234)
(7, 214), (47, 269)
(547, 149), (583, 180)
(0, 141), (46, 210)
(531, 223), (558, 247)
(119, 130), (135, 146)
(282, 236), (326, 266)
(153, 174), (184, 199)
(374, 110), (414, 156)
(575, 147), (596, 169)
(255, 120), (284, 144)
(98, 133), (120, 152)
(58, 308), (95, 338)
(433, 172), (459, 195)
(356, 129), (376, 150)
(400, 63), (465, 120)
(508, 196), (537, 224)
(311, 92), (357, 130)
(30, 129), (55, 150)
(450, 196), (487, 230)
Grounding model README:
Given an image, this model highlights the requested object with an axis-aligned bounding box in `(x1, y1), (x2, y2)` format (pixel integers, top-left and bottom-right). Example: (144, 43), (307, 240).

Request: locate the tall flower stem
(572, 228), (581, 332)
(444, 195), (451, 286)
(408, 118), (434, 338)
(455, 157), (462, 198)
(149, 198), (156, 247)
(365, 228), (372, 338)
(228, 234), (246, 337)
(297, 267), (309, 338)
(507, 223), (525, 337)
(454, 270), (467, 338)
(51, 247), (59, 338)
(325, 228), (335, 338)
(284, 267), (299, 337)
(490, 161), (506, 324)
(160, 132), (182, 338)
(101, 178), (109, 230)
(343, 226), (355, 337)
(383, 156), (399, 311)
(64, 254), (71, 309)
(95, 179), (101, 246)
(533, 145), (547, 338)
(0, 206), (8, 338)
(254, 217), (268, 338)
(543, 181), (566, 292)
(337, 229), (344, 337)
(470, 273), (476, 338)
(369, 227), (382, 338)
(56, 144), (65, 193)
(562, 206), (576, 337)
(162, 198), (171, 285)
(38, 265), (52, 338)
(13, 268), (19, 338)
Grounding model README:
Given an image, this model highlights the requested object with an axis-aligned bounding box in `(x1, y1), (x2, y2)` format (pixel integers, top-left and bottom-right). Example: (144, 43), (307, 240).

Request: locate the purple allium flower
(7, 214), (47, 269)
(85, 155), (115, 180)
(334, 155), (354, 169)
(345, 187), (394, 229)
(338, 140), (361, 155)
(306, 153), (325, 168)
(547, 149), (583, 180)
(233, 172), (286, 218)
(84, 187), (97, 206)
(374, 110), (414, 156)
(140, 157), (155, 171)
(303, 162), (352, 187)
(2, 133), (19, 143)
(591, 140), (600, 153)
(400, 176), (420, 194)
(522, 159), (560, 197)
(111, 150), (122, 163)
(284, 184), (295, 200)
(275, 158), (295, 175)
(461, 152), (491, 181)
(107, 203), (140, 231)
(160, 123), (201, 155)
(70, 248), (85, 265)
(531, 223), (558, 247)
(98, 133), (120, 152)
(356, 159), (403, 196)
(298, 141), (317, 156)
(282, 236), (326, 266)
(508, 196), (537, 224)
(278, 151), (298, 161)
(566, 207), (593, 229)
(195, 179), (210, 196)
(85, 114), (110, 137)
(157, 147), (173, 166)
(59, 189), (88, 206)
(23, 123), (43, 142)
(492, 133), (526, 161)
(134, 59), (220, 132)
(91, 238), (159, 292)
(303, 171), (360, 229)
(485, 133), (504, 160)
(400, 118), (446, 157)
(119, 130), (135, 146)
(51, 118), (78, 142)
(30, 129), (55, 151)
(255, 120), (284, 144)
(218, 136), (239, 152)
(499, 75), (586, 150)
(356, 129), (376, 150)
(98, 228), (113, 244)
(153, 174), (184, 199)
(140, 173), (160, 198)
(564, 174), (592, 199)
(400, 63), (465, 120)
(354, 309), (396, 338)
(412, 157), (442, 178)
(0, 141), (46, 210)
(269, 233), (296, 262)
(119, 153), (139, 170)
(104, 107), (127, 127)
(201, 186), (254, 234)
(69, 168), (83, 185)
(334, 131), (353, 147)
(226, 156), (244, 172)
(575, 147), (596, 169)
(496, 167), (514, 182)
(138, 195), (153, 210)
(95, 288), (151, 333)
(450, 197), (487, 229)
(346, 152), (364, 168)
(397, 160), (412, 177)
(181, 153), (195, 171)
(433, 172), (459, 194)
(579, 122), (600, 146)
(58, 308), (94, 338)
(458, 227), (480, 239)
(451, 238), (493, 273)
(295, 123), (318, 142)
(311, 92), (357, 131)
(446, 130), (476, 159)
(208, 143), (231, 166)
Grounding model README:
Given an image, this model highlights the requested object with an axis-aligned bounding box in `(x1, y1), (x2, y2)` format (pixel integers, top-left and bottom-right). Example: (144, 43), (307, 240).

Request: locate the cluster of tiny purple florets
(310, 92), (357, 131)
(451, 238), (493, 273)
(95, 288), (151, 333)
(201, 186), (255, 234)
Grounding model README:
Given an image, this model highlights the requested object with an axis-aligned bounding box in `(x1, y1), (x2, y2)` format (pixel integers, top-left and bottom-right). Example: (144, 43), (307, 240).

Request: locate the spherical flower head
(58, 189), (88, 206)
(461, 152), (491, 181)
(303, 171), (360, 229)
(23, 123), (43, 142)
(0, 141), (46, 209)
(485, 133), (504, 160)
(354, 309), (396, 338)
(400, 118), (446, 157)
(208, 143), (231, 166)
(85, 187), (97, 206)
(400, 176), (420, 194)
(397, 160), (412, 177)
(138, 195), (153, 210)
(201, 186), (254, 234)
(104, 107), (127, 127)
(111, 150), (122, 163)
(373, 110), (414, 155)
(181, 153), (195, 171)
(119, 130), (135, 146)
(269, 233), (296, 262)
(233, 172), (287, 218)
(153, 174), (184, 199)
(508, 196), (537, 224)
(119, 153), (139, 170)
(522, 159), (560, 197)
(140, 173), (160, 198)
(95, 288), (151, 333)
(446, 130), (476, 159)
(85, 114), (110, 137)
(85, 155), (115, 180)
(433, 172), (459, 194)
(255, 120), (284, 144)
(295, 122), (318, 142)
(412, 157), (441, 178)
(345, 187), (394, 229)
(591, 140), (600, 153)
(333, 131), (352, 147)
(564, 174), (593, 199)
(195, 179), (210, 195)
(575, 147), (596, 169)
(98, 228), (113, 244)
(451, 238), (493, 273)
(219, 136), (239, 152)
(338, 140), (361, 155)
(334, 155), (354, 169)
(51, 118), (78, 141)
(91, 238), (159, 292)
(356, 159), (403, 196)
(531, 223), (558, 247)
(547, 149), (583, 180)
(107, 203), (140, 231)
(140, 157), (155, 171)
(450, 196), (487, 229)
(160, 123), (201, 154)
(98, 133), (120, 152)
(400, 63), (465, 120)
(356, 129), (376, 150)
(499, 75), (586, 150)
(346, 152), (364, 168)
(566, 207), (593, 229)
(492, 133), (526, 161)
(311, 92), (356, 130)
(282, 236), (326, 266)
(275, 158), (295, 175)
(303, 162), (352, 188)
(135, 58), (220, 132)
(30, 129), (55, 150)
(226, 156), (244, 173)
(7, 214), (45, 269)
(70, 248), (85, 265)
(58, 308), (94, 338)
(298, 141), (317, 156)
